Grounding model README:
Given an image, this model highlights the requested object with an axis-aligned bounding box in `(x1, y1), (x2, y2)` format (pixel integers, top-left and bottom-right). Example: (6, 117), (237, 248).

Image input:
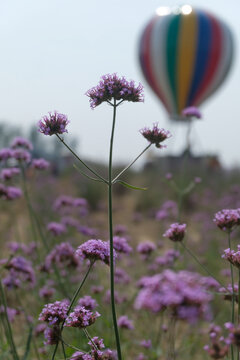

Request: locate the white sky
(0, 0), (239, 168)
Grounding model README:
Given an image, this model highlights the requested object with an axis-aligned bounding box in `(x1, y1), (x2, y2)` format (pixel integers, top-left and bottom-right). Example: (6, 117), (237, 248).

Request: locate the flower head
(222, 246), (240, 269)
(135, 270), (212, 323)
(182, 106), (202, 119)
(31, 158), (50, 170)
(117, 315), (134, 330)
(47, 222), (67, 236)
(12, 149), (31, 163)
(10, 137), (33, 151)
(65, 305), (100, 328)
(163, 223), (186, 242)
(39, 300), (69, 325)
(0, 168), (20, 181)
(0, 148), (14, 161)
(78, 295), (98, 311)
(86, 73), (144, 108)
(76, 239), (115, 265)
(38, 111), (69, 136)
(214, 209), (240, 232)
(140, 123), (171, 148)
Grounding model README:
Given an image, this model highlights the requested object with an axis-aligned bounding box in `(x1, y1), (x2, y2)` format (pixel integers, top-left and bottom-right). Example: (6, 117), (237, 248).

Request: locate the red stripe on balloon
(193, 12), (222, 105)
(140, 17), (170, 112)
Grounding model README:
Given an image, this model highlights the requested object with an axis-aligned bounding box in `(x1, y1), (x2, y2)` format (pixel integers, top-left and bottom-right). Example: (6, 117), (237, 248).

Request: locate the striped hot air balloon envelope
(139, 5), (234, 120)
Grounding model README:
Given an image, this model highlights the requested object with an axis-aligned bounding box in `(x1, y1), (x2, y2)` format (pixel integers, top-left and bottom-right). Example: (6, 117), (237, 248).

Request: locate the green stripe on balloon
(166, 15), (181, 114)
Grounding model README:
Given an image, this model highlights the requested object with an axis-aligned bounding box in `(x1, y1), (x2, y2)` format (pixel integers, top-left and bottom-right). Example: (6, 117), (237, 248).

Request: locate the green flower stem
(180, 242), (231, 294)
(108, 100), (122, 360)
(56, 134), (108, 184)
(60, 339), (67, 360)
(228, 232), (235, 360)
(112, 144), (151, 184)
(83, 328), (98, 352)
(51, 262), (94, 360)
(0, 280), (19, 360)
(167, 315), (176, 360)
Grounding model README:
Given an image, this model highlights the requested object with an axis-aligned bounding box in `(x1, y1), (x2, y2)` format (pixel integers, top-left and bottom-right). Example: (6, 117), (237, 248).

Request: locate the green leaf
(116, 180), (147, 191)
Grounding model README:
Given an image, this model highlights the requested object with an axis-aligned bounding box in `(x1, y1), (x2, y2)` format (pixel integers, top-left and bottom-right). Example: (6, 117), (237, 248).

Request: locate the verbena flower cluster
(38, 111), (70, 136)
(135, 270), (212, 323)
(182, 106), (202, 119)
(76, 239), (115, 265)
(39, 299), (69, 325)
(140, 123), (171, 148)
(163, 223), (187, 242)
(65, 305), (100, 328)
(222, 246), (240, 268)
(86, 73), (144, 108)
(214, 209), (240, 231)
(3, 256), (35, 288)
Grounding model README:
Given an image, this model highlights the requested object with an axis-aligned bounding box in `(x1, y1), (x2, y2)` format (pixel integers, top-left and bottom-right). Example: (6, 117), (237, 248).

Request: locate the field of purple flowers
(1, 74), (240, 360)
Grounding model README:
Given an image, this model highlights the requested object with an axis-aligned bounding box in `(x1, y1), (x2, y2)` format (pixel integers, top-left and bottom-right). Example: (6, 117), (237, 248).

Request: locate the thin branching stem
(112, 144), (151, 184)
(56, 134), (108, 184)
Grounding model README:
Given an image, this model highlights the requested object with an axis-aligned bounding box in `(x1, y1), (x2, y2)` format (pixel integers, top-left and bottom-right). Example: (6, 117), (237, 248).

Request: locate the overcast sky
(0, 0), (239, 168)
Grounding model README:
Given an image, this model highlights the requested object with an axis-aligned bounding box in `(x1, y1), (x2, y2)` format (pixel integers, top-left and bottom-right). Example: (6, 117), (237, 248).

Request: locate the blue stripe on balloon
(186, 11), (212, 106)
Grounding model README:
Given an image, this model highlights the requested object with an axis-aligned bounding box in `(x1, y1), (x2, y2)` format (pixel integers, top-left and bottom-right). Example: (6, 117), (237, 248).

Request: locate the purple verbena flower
(214, 209), (240, 232)
(12, 149), (31, 163)
(38, 111), (69, 136)
(0, 306), (19, 322)
(39, 300), (69, 325)
(117, 315), (134, 330)
(45, 242), (80, 271)
(3, 256), (35, 288)
(137, 241), (156, 256)
(135, 270), (212, 323)
(154, 249), (180, 268)
(78, 295), (98, 311)
(47, 222), (67, 236)
(31, 158), (50, 170)
(44, 326), (60, 345)
(140, 339), (152, 349)
(76, 239), (115, 265)
(222, 247), (240, 269)
(39, 286), (56, 300)
(86, 73), (144, 108)
(140, 123), (171, 148)
(163, 223), (186, 242)
(112, 236), (132, 254)
(0, 184), (22, 200)
(0, 168), (20, 181)
(182, 106), (202, 119)
(0, 148), (14, 161)
(114, 268), (131, 284)
(204, 323), (229, 358)
(65, 306), (100, 328)
(10, 137), (33, 151)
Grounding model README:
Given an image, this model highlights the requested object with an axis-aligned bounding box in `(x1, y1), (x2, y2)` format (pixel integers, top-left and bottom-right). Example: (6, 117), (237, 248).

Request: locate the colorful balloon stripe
(139, 7), (234, 119)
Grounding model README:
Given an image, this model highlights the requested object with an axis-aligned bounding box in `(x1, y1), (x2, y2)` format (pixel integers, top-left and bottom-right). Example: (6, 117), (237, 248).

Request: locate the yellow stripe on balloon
(177, 11), (198, 113)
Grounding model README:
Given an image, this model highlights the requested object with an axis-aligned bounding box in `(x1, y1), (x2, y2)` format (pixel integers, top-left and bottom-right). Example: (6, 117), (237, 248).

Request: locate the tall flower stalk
(108, 99), (122, 359)
(38, 73), (171, 359)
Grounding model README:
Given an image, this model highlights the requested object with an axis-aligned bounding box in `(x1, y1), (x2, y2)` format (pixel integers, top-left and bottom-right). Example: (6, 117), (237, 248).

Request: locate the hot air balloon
(139, 5), (234, 120)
